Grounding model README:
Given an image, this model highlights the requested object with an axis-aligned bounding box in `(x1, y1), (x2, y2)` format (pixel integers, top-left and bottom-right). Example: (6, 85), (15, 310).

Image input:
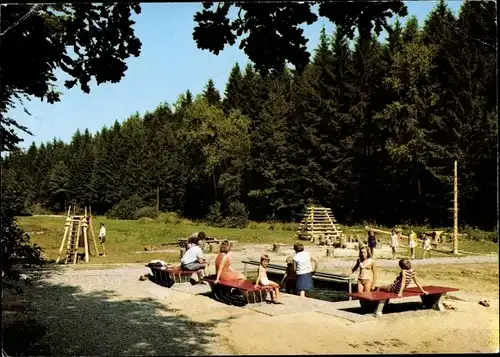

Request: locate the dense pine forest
(1, 1), (497, 230)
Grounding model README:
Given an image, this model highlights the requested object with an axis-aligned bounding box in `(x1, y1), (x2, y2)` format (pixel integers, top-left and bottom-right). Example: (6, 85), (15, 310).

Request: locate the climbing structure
(297, 206), (343, 245)
(56, 206), (100, 264)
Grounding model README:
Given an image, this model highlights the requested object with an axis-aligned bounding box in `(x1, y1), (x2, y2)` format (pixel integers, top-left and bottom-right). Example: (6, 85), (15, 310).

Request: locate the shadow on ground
(340, 301), (425, 315)
(2, 264), (233, 356)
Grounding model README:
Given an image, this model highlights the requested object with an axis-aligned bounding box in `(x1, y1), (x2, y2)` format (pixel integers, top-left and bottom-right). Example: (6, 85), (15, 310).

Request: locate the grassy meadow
(16, 215), (498, 265)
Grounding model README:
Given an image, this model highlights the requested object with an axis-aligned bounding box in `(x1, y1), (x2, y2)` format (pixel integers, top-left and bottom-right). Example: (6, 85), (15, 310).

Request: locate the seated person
(214, 240), (245, 283)
(180, 238), (207, 282)
(376, 258), (428, 298)
(187, 231), (207, 250)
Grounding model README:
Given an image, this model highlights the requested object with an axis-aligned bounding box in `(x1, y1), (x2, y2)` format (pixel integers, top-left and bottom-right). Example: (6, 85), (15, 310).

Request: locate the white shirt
(99, 226), (106, 237)
(181, 245), (204, 265)
(390, 233), (399, 247)
(294, 251), (313, 275)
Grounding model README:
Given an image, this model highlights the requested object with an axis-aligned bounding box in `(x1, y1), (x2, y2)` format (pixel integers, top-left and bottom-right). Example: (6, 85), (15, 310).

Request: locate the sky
(9, 1), (464, 150)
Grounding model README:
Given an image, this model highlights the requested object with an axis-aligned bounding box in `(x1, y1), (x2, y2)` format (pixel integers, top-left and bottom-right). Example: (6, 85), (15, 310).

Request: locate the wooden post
(83, 220), (90, 263)
(73, 220), (81, 264)
(453, 160), (459, 255)
(88, 207), (100, 256)
(56, 217), (72, 263)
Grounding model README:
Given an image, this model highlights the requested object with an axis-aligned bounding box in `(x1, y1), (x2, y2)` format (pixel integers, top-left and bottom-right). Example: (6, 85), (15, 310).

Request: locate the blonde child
(280, 257), (297, 295)
(390, 229), (399, 260)
(408, 229), (416, 259)
(422, 235), (432, 260)
(255, 255), (281, 304)
(376, 259), (428, 298)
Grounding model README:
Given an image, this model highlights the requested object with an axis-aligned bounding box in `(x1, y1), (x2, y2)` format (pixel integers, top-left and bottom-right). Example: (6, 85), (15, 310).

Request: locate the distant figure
(98, 223), (107, 257)
(349, 246), (377, 293)
(214, 240), (245, 284)
(255, 255), (281, 304)
(293, 243), (318, 298)
(390, 229), (399, 260)
(408, 229), (416, 259)
(422, 235), (432, 260)
(376, 259), (428, 298)
(367, 230), (377, 257)
(280, 256), (297, 295)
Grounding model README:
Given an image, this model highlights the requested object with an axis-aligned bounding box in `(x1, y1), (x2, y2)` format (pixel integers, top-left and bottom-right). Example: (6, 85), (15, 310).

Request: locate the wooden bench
(348, 285), (459, 317)
(146, 265), (203, 285)
(204, 276), (273, 306)
(242, 260), (356, 298)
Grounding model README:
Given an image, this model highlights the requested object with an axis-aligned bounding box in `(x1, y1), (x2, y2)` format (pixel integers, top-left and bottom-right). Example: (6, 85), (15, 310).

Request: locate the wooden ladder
(65, 218), (81, 264)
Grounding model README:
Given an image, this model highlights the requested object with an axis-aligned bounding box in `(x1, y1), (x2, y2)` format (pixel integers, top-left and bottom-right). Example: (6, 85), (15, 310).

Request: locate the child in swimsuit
(349, 246), (377, 293)
(255, 255), (281, 304)
(377, 259), (428, 298)
(422, 236), (432, 260)
(280, 256), (297, 295)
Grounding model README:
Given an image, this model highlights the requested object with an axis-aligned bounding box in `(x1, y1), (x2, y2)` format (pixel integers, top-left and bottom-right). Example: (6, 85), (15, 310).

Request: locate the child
(390, 229), (399, 260)
(255, 255), (281, 304)
(367, 230), (377, 258)
(349, 246), (377, 293)
(422, 235), (432, 260)
(408, 229), (416, 259)
(376, 259), (428, 298)
(280, 256), (297, 295)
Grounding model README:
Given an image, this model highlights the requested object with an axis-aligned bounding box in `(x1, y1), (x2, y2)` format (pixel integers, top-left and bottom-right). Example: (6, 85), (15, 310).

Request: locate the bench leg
(374, 299), (387, 317)
(421, 294), (445, 311)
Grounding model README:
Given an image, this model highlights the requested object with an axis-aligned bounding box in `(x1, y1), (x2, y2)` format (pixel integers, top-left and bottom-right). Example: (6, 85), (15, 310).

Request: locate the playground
(2, 260), (498, 355)
(2, 210), (498, 355)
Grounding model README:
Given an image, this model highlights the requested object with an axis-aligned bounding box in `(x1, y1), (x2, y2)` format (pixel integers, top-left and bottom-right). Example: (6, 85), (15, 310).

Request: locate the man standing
(99, 223), (107, 257)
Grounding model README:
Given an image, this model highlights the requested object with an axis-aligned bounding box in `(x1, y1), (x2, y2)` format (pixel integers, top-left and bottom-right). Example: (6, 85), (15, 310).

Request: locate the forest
(1, 1), (497, 230)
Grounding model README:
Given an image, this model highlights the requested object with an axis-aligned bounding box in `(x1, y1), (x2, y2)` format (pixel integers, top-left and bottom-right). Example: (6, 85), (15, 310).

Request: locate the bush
(134, 206), (158, 220)
(222, 201), (248, 229)
(205, 202), (224, 227)
(107, 195), (144, 220)
(158, 211), (181, 225)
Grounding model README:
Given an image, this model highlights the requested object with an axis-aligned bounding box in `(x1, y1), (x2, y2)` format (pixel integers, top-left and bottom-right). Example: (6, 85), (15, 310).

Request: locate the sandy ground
(2, 243), (499, 355)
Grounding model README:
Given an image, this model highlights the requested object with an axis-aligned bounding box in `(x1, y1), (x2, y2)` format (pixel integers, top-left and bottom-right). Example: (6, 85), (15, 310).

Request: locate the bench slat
(204, 278), (269, 292)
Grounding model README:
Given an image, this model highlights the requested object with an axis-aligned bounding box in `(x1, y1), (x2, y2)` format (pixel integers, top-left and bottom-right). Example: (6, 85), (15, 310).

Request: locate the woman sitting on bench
(214, 240), (245, 284)
(376, 259), (428, 298)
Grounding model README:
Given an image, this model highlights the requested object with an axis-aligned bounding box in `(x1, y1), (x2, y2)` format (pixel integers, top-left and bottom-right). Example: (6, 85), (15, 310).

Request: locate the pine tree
(222, 63), (243, 112)
(202, 79), (221, 106)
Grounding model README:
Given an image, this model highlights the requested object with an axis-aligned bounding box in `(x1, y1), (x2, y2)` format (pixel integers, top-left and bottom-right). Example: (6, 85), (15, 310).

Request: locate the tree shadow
(2, 266), (234, 356)
(340, 301), (426, 315)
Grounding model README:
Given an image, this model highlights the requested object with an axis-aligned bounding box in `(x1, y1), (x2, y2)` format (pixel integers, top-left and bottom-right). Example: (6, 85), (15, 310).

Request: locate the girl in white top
(255, 255), (281, 304)
(422, 235), (432, 260)
(349, 246), (377, 293)
(293, 243), (318, 298)
(390, 229), (399, 260)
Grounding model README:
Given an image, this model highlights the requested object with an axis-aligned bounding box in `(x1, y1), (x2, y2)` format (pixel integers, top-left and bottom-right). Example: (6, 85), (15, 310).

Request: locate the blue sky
(10, 1), (463, 149)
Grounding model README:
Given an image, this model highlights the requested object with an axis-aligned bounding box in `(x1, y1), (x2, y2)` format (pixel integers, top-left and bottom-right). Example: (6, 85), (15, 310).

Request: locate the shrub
(27, 204), (51, 216)
(107, 195), (144, 220)
(134, 206), (158, 220)
(158, 211), (181, 224)
(205, 202), (224, 227)
(222, 201), (248, 229)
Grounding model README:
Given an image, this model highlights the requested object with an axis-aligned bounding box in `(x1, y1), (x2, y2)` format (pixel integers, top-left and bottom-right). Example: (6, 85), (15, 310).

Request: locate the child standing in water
(280, 257), (297, 295)
(408, 229), (416, 259)
(422, 235), (432, 260)
(376, 259), (428, 298)
(349, 246), (377, 293)
(390, 229), (399, 260)
(255, 255), (281, 304)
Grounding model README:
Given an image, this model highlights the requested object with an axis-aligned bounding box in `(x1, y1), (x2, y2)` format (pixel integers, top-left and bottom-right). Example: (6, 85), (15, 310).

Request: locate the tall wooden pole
(453, 160), (459, 255)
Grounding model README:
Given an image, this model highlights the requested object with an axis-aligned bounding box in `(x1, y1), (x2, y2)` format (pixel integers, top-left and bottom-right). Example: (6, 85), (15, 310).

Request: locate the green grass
(16, 215), (497, 265)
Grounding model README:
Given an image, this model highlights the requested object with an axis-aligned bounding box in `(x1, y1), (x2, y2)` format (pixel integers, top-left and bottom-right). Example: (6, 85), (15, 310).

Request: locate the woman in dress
(214, 240), (245, 283)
